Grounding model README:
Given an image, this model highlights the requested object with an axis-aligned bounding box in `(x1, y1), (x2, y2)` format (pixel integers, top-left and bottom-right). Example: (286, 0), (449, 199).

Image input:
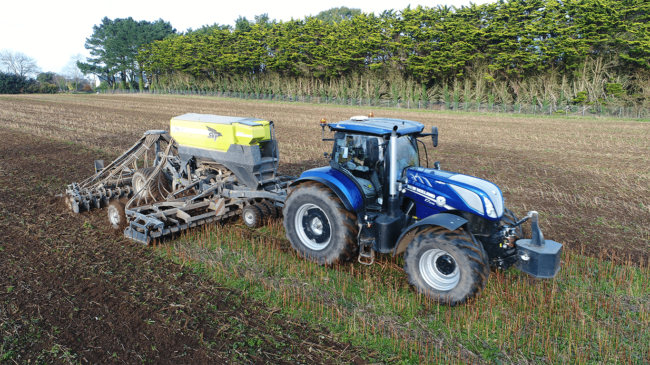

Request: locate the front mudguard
(392, 213), (469, 256)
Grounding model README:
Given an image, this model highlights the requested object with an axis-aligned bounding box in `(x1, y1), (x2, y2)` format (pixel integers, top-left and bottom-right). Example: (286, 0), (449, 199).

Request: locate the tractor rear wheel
(404, 226), (489, 306)
(283, 182), (358, 265)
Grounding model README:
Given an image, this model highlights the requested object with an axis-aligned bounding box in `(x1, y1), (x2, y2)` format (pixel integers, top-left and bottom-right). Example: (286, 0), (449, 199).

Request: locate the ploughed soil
(0, 127), (366, 364)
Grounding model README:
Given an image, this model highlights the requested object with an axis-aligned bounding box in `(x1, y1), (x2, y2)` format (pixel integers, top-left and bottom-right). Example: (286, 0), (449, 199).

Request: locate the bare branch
(0, 50), (41, 78)
(62, 54), (87, 90)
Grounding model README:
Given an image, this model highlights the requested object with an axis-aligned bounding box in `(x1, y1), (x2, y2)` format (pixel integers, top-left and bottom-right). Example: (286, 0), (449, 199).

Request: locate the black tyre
(283, 181), (358, 265)
(132, 167), (171, 201)
(242, 204), (264, 228)
(501, 207), (523, 238)
(132, 170), (148, 195)
(404, 226), (490, 306)
(107, 200), (127, 230)
(256, 201), (274, 221)
(261, 201), (279, 219)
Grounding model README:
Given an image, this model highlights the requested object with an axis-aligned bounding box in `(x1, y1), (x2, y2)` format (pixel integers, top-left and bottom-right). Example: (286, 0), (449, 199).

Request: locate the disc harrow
(59, 130), (172, 213)
(121, 150), (293, 244)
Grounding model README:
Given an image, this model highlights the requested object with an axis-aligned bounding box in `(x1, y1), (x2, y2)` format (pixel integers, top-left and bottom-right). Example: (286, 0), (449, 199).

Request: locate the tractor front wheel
(404, 227), (489, 306)
(283, 182), (358, 265)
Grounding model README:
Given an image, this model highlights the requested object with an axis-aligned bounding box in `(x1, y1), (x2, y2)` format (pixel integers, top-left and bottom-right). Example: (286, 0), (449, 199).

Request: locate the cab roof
(328, 118), (424, 137)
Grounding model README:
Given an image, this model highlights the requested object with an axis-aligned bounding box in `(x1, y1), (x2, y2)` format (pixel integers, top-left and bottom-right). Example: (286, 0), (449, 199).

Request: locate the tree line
(0, 50), (94, 94)
(134, 0), (650, 107)
(82, 1), (650, 107)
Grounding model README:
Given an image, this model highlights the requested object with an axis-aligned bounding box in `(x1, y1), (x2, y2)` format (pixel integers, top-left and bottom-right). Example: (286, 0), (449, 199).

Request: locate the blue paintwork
(297, 167), (364, 212)
(291, 176), (356, 212)
(328, 118), (424, 137)
(403, 167), (504, 221)
(415, 203), (441, 218)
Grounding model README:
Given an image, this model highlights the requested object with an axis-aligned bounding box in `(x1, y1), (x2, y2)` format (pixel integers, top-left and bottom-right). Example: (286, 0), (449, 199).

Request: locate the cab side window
(333, 134), (385, 204)
(394, 136), (419, 174)
(335, 135), (366, 169)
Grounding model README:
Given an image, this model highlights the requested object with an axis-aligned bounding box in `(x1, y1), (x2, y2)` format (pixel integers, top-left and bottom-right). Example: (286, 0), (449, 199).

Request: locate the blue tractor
(283, 115), (562, 305)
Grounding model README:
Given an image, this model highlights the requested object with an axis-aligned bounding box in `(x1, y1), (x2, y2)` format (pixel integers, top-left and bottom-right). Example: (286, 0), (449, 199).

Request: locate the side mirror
(366, 137), (379, 165)
(431, 126), (438, 147)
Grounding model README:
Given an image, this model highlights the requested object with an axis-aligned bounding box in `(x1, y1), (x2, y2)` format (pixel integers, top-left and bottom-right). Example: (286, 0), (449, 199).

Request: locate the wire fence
(98, 88), (650, 120)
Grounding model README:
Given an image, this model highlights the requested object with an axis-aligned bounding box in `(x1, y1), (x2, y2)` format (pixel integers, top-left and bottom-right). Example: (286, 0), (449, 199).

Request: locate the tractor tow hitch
(358, 243), (375, 266)
(358, 215), (376, 265)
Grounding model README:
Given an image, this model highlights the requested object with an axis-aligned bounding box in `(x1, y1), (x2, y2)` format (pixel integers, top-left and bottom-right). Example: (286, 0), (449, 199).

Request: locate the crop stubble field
(0, 94), (649, 363)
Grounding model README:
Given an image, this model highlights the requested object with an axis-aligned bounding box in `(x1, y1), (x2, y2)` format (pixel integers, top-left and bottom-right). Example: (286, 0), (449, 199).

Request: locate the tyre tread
(404, 227), (490, 306)
(283, 182), (358, 265)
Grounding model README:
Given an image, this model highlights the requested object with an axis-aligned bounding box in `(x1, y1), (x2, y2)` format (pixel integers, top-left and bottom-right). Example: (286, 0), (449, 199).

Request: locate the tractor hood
(404, 167), (504, 220)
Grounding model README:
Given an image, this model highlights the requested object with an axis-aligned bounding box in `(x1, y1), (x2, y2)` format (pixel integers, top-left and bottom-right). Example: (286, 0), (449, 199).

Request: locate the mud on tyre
(404, 226), (490, 306)
(283, 181), (358, 265)
(107, 200), (127, 230)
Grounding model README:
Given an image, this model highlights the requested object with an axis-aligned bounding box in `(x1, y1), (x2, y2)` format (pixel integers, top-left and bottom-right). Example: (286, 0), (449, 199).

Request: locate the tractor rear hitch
(358, 245), (375, 266)
(514, 211), (563, 279)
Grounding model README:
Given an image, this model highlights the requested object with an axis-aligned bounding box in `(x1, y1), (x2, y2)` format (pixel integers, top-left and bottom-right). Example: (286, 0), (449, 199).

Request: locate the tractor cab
(324, 116), (428, 211)
(331, 133), (384, 205)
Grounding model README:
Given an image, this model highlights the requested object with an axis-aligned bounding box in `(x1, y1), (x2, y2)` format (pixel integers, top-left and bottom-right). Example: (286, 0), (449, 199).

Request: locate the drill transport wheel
(256, 201), (275, 222)
(132, 167), (171, 201)
(107, 200), (127, 230)
(132, 170), (148, 194)
(261, 200), (279, 219)
(242, 204), (264, 228)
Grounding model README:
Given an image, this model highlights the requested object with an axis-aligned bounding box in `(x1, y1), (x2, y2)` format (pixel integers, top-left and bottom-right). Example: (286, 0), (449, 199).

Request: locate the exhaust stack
(389, 126), (397, 197)
(388, 126), (400, 216)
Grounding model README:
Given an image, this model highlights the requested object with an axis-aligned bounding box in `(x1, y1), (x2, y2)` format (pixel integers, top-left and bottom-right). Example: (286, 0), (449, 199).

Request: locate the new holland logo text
(207, 126), (222, 141)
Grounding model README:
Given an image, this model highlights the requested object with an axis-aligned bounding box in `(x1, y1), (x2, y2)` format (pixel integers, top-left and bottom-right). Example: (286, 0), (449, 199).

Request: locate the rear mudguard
(392, 213), (468, 256)
(290, 167), (364, 215)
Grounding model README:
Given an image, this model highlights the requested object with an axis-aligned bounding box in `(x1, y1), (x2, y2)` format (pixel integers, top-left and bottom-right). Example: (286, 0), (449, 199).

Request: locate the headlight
(484, 197), (497, 218)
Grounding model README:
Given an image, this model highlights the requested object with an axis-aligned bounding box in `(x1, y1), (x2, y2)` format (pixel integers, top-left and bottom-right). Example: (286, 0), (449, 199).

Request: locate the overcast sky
(2, 0), (490, 74)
